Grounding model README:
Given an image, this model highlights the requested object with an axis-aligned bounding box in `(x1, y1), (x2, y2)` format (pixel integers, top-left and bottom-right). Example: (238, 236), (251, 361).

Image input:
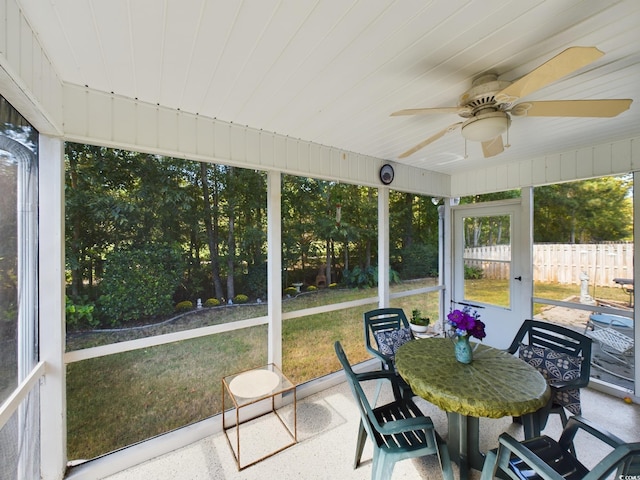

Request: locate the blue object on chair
(334, 341), (454, 480)
(364, 308), (415, 400)
(480, 415), (640, 480)
(588, 313), (633, 330)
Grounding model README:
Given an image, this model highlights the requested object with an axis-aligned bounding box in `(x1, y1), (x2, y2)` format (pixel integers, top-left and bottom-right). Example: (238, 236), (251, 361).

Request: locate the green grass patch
(67, 328), (267, 459)
(66, 277), (626, 460)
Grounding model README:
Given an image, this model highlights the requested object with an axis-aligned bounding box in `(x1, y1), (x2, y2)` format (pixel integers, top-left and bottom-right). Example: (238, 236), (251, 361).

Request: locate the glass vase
(454, 335), (473, 364)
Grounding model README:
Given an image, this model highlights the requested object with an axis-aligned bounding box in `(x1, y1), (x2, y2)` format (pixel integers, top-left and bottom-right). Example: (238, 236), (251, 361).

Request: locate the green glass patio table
(395, 337), (550, 480)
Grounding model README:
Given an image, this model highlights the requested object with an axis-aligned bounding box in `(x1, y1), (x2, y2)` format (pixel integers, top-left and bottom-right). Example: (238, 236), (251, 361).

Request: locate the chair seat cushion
(508, 435), (588, 480)
(519, 343), (582, 415)
(375, 327), (413, 358)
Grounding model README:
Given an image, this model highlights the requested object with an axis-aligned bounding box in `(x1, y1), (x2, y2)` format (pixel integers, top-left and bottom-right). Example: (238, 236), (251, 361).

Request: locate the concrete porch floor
(102, 378), (639, 480)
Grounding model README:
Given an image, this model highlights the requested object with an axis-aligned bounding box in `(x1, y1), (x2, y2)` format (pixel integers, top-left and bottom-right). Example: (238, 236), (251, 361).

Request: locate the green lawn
(67, 328), (268, 459)
(67, 287), (384, 459)
(66, 278), (629, 460)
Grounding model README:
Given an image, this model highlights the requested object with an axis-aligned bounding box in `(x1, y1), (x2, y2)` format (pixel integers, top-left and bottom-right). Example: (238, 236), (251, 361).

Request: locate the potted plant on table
(410, 308), (431, 334)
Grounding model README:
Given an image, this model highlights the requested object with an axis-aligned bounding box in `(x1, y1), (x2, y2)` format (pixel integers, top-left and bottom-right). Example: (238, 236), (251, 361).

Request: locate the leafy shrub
(66, 295), (97, 329)
(389, 269), (401, 284)
(242, 263), (267, 299)
(343, 266), (377, 288)
(204, 298), (220, 307)
(305, 285), (317, 292)
(399, 243), (438, 279)
(464, 264), (484, 280)
(98, 244), (185, 325)
(343, 266), (400, 288)
(175, 300), (193, 312)
(283, 286), (298, 296)
(179, 265), (210, 303)
(233, 294), (248, 304)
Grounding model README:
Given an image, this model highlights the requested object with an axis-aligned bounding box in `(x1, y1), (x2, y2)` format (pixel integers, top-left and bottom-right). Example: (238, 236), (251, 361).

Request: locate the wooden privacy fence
(464, 243), (633, 287)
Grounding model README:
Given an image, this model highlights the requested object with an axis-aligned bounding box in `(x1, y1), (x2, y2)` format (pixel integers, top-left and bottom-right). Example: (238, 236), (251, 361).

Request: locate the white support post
(521, 187), (534, 320)
(39, 135), (66, 480)
(378, 187), (390, 307)
(267, 171), (282, 367)
(443, 202), (452, 323)
(439, 204), (447, 333)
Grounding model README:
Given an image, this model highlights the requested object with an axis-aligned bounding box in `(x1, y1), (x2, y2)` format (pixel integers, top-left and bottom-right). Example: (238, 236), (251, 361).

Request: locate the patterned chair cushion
(375, 327), (413, 358)
(519, 343), (583, 414)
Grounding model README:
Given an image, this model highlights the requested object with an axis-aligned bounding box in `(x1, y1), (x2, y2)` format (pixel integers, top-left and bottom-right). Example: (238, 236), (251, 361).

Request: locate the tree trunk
(68, 151), (82, 297)
(325, 240), (331, 285)
(226, 168), (236, 300)
(403, 193), (414, 248)
(365, 189), (372, 269)
(200, 163), (224, 300)
(344, 240), (349, 273)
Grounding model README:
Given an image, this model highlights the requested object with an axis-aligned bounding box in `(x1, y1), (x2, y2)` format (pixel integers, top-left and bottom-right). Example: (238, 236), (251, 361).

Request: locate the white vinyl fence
(464, 243), (633, 286)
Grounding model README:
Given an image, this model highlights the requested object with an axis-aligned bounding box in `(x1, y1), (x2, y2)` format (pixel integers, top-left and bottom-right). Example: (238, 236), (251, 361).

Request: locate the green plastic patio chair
(364, 308), (415, 400)
(334, 341), (454, 480)
(507, 320), (592, 433)
(480, 415), (640, 480)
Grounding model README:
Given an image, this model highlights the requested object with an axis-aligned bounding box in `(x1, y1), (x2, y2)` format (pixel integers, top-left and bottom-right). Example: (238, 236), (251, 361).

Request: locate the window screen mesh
(0, 387), (40, 480)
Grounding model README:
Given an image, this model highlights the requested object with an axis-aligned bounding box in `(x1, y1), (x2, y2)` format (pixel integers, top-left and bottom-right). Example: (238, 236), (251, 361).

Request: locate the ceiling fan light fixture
(461, 112), (510, 142)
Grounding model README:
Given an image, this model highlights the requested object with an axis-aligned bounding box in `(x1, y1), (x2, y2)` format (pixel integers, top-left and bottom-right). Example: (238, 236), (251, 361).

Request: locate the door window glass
(462, 214), (511, 308)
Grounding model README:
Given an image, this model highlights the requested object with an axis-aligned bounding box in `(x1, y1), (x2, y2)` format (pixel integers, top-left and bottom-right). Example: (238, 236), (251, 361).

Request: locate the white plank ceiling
(17, 0), (640, 176)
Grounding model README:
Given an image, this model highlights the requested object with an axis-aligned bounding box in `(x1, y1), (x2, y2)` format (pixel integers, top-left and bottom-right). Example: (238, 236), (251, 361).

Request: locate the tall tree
(226, 166), (236, 300)
(534, 177), (632, 243)
(199, 162), (224, 300)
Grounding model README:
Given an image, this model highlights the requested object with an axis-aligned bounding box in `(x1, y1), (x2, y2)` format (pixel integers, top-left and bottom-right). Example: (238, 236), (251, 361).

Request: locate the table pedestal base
(447, 413), (482, 480)
(447, 411), (544, 480)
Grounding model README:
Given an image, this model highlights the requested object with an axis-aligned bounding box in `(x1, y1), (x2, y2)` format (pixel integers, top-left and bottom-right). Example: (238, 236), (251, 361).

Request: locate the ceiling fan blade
(481, 136), (504, 158)
(398, 122), (462, 159)
(495, 46), (604, 104)
(511, 99), (632, 117)
(391, 107), (464, 116)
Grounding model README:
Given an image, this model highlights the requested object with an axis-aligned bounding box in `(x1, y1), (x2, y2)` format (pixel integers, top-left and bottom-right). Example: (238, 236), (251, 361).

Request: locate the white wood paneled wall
(0, 0), (63, 135)
(61, 82), (640, 198)
(61, 84), (452, 196)
(451, 137), (640, 196)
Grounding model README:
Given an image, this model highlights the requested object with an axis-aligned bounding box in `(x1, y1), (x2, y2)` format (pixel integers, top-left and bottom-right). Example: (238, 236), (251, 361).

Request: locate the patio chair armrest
(355, 370), (404, 400)
(548, 379), (587, 390)
(376, 416), (435, 436)
(365, 347), (394, 369)
(354, 370), (397, 383)
(559, 415), (626, 451)
(587, 443), (640, 479)
(493, 433), (565, 480)
(479, 449), (498, 480)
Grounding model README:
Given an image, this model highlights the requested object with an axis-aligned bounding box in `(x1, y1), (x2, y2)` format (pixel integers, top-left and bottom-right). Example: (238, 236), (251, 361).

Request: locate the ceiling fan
(392, 47), (633, 159)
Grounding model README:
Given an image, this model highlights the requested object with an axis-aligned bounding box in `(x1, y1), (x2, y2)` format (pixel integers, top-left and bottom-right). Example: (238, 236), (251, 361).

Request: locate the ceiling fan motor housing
(458, 74), (512, 115)
(458, 74), (513, 142)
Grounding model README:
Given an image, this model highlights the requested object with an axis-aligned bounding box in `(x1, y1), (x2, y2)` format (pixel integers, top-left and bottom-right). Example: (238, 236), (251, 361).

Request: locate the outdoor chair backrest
(364, 308), (410, 367)
(507, 319), (592, 388)
(481, 415), (640, 480)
